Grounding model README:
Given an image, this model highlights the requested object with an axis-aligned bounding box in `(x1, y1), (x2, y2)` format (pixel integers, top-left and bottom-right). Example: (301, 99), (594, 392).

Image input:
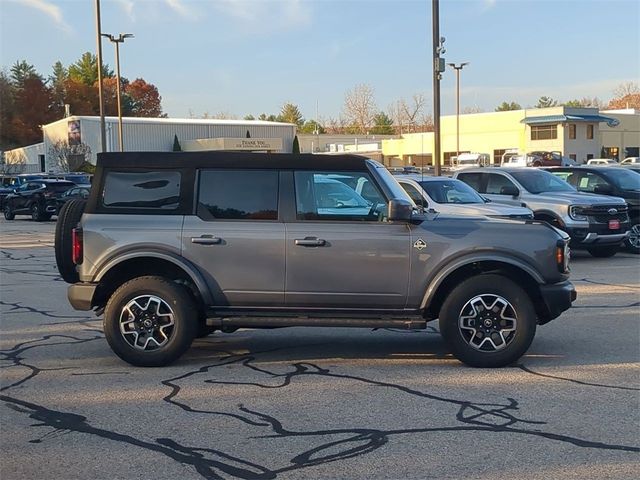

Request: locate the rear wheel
(3, 204), (15, 220)
(31, 202), (45, 221)
(625, 223), (640, 254)
(103, 276), (198, 367)
(54, 199), (86, 283)
(587, 245), (620, 258)
(439, 274), (537, 368)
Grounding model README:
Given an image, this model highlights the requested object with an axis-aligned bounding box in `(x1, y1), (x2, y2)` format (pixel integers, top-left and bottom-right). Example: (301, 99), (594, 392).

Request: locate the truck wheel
(54, 199), (86, 284)
(625, 223), (640, 254)
(103, 276), (197, 367)
(439, 274), (536, 368)
(587, 245), (619, 258)
(31, 202), (45, 221)
(3, 204), (15, 220)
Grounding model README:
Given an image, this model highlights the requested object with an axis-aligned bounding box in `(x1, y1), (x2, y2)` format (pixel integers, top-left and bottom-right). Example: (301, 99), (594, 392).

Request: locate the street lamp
(447, 62), (469, 158)
(102, 33), (134, 152)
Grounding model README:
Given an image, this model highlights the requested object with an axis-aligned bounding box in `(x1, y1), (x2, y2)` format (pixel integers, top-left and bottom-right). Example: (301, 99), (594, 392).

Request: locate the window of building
(569, 154), (577, 161)
(531, 125), (558, 140)
(587, 124), (594, 139)
(587, 154), (594, 160)
(294, 171), (387, 222)
(568, 124), (576, 139)
(603, 147), (619, 161)
(197, 170), (278, 220)
(493, 149), (508, 164)
(103, 171), (181, 210)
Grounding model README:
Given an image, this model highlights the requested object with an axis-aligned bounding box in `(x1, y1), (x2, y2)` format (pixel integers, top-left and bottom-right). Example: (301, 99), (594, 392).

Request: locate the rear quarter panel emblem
(413, 238), (427, 250)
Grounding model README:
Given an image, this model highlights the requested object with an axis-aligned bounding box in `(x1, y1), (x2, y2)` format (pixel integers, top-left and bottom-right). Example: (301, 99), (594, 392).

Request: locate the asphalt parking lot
(1, 219), (638, 480)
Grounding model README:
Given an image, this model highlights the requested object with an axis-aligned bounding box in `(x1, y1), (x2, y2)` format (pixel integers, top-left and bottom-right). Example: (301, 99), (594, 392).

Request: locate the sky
(1, 0), (638, 122)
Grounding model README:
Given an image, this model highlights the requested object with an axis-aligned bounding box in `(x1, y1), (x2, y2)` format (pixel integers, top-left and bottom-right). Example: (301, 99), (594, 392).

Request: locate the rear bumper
(68, 283), (97, 311)
(538, 280), (577, 325)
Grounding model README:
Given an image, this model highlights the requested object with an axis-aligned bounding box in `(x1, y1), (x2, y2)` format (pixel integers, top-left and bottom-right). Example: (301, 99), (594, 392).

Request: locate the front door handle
(294, 238), (326, 247)
(191, 235), (222, 245)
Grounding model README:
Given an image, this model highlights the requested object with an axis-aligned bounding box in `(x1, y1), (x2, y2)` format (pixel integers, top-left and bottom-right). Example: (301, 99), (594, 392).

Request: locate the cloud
(211, 0), (311, 32)
(14, 0), (71, 32)
(115, 0), (135, 21)
(165, 0), (199, 21)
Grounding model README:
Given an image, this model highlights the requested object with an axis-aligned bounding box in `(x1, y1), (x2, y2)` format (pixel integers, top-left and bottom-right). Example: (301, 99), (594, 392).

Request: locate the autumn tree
(127, 78), (164, 117)
(343, 84), (377, 134)
(535, 96), (558, 108)
(0, 71), (16, 149)
(608, 82), (640, 109)
(495, 101), (521, 111)
(279, 102), (304, 126)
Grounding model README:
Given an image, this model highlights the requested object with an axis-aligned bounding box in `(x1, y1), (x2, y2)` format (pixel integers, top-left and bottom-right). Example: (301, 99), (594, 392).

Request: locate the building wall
(563, 123), (599, 162)
(297, 134), (397, 153)
(600, 110), (640, 159)
(3, 143), (45, 173)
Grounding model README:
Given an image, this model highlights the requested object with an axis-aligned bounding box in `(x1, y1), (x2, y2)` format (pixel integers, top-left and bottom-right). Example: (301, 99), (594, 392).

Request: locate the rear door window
(197, 170), (278, 220)
(485, 174), (517, 195)
(456, 172), (484, 192)
(102, 171), (181, 210)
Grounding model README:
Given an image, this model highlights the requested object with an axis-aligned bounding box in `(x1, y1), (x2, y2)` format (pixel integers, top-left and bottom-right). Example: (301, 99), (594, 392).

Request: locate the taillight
(72, 227), (83, 265)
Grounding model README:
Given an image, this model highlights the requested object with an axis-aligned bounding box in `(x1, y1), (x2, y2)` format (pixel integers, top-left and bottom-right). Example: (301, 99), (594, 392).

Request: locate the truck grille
(584, 204), (629, 224)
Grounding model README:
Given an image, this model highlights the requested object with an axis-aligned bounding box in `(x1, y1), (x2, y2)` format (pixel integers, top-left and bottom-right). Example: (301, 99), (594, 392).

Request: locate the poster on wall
(68, 120), (81, 145)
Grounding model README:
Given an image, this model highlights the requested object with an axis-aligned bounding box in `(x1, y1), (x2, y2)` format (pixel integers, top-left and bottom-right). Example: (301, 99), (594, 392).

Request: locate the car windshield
(603, 169), (640, 191)
(510, 170), (575, 194)
(419, 179), (485, 204)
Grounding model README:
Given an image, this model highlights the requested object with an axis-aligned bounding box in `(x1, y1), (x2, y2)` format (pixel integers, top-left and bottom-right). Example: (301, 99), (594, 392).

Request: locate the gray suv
(58, 152), (576, 368)
(454, 168), (630, 258)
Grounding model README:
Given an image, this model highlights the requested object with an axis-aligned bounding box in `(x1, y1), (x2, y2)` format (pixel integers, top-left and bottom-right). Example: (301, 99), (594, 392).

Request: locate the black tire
(31, 201), (45, 221)
(103, 276), (197, 367)
(624, 223), (640, 254)
(54, 199), (86, 284)
(439, 274), (537, 368)
(3, 204), (15, 220)
(587, 245), (620, 258)
(196, 324), (216, 338)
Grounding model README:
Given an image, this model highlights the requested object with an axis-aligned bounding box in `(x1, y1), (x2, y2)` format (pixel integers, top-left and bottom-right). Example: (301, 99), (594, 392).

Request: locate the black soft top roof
(97, 151), (373, 171)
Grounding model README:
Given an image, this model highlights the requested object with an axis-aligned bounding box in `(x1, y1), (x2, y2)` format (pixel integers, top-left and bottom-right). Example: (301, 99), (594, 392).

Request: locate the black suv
(4, 179), (75, 221)
(547, 166), (640, 253)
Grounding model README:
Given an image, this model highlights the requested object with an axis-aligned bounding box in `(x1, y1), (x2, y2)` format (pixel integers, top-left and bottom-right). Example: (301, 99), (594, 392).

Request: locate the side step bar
(206, 316), (427, 330)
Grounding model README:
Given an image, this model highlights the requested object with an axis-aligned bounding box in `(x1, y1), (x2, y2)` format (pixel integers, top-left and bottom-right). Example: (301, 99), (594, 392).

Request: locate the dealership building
(382, 106), (640, 166)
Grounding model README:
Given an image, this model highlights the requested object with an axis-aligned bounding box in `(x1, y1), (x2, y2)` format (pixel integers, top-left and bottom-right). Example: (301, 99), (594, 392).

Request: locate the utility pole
(94, 0), (106, 152)
(432, 0), (445, 175)
(448, 62), (469, 158)
(102, 33), (134, 152)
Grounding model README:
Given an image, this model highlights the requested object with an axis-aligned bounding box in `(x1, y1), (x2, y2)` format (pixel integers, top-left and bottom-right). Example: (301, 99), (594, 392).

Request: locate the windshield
(510, 170), (575, 194)
(420, 179), (485, 204)
(604, 169), (640, 190)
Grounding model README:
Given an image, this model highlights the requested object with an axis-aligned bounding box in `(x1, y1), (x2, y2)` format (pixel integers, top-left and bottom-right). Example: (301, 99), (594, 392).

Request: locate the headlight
(569, 205), (587, 221)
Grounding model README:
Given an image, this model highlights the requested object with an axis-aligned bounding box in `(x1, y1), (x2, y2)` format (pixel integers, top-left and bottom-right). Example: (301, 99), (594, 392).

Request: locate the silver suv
(57, 152), (576, 368)
(454, 168), (630, 258)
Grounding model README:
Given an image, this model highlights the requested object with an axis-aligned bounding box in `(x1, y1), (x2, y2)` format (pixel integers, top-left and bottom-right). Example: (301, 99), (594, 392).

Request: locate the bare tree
(343, 84), (377, 134)
(462, 105), (484, 114)
(48, 140), (92, 172)
(400, 94), (426, 132)
(325, 116), (348, 135)
(1, 151), (27, 174)
(613, 81), (640, 99)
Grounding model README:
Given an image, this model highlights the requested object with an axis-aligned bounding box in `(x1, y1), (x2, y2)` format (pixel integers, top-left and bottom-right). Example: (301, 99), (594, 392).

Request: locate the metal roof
(521, 114), (620, 127)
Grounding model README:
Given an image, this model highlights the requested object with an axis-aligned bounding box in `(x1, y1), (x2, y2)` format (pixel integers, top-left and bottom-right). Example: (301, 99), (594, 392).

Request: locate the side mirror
(500, 185), (520, 197)
(388, 198), (413, 222)
(594, 184), (613, 195)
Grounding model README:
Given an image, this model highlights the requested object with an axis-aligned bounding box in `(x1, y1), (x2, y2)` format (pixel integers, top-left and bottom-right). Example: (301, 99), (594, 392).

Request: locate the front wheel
(587, 245), (620, 258)
(103, 276), (198, 367)
(31, 202), (45, 221)
(625, 223), (640, 254)
(4, 204), (15, 220)
(439, 274), (537, 368)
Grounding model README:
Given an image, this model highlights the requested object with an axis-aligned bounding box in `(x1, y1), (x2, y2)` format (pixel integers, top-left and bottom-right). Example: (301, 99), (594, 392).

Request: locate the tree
(127, 78), (164, 117)
(613, 81), (639, 99)
(292, 135), (300, 154)
(495, 101), (521, 111)
(462, 105), (484, 114)
(370, 112), (394, 134)
(607, 93), (640, 110)
(10, 60), (42, 87)
(48, 140), (92, 172)
(10, 77), (57, 147)
(0, 70), (16, 149)
(563, 97), (604, 108)
(258, 113), (278, 122)
(343, 84), (377, 134)
(298, 120), (326, 134)
(279, 102), (304, 126)
(243, 114), (255, 120)
(68, 52), (112, 86)
(172, 134), (181, 152)
(535, 96), (558, 108)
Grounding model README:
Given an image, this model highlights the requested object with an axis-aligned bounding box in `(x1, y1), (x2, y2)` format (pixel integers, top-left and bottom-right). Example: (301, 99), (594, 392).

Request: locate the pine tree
(292, 135), (300, 154)
(172, 134), (181, 152)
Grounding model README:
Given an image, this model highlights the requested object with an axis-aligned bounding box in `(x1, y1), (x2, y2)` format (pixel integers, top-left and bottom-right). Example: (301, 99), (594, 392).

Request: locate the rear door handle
(191, 235), (222, 245)
(294, 238), (326, 247)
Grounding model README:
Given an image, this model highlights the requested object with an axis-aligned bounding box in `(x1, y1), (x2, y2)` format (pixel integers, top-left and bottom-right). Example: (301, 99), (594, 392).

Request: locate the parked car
(450, 153), (491, 171)
(55, 185), (91, 214)
(57, 151), (575, 368)
(620, 157), (639, 165)
(3, 179), (75, 221)
(395, 174), (533, 219)
(454, 168), (630, 257)
(586, 158), (619, 166)
(546, 166), (640, 253)
(0, 174), (46, 209)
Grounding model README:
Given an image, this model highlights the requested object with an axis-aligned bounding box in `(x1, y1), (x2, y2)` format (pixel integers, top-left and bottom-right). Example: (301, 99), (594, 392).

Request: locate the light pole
(94, 0), (106, 152)
(102, 33), (134, 152)
(448, 62), (469, 158)
(432, 0), (446, 176)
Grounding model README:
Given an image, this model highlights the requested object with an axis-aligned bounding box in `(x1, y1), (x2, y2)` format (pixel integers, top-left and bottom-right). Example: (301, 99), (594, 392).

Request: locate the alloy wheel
(119, 295), (175, 350)
(628, 224), (640, 249)
(458, 294), (517, 352)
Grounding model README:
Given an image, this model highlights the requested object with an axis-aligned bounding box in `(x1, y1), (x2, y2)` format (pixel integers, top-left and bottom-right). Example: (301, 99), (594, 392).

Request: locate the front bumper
(538, 280), (577, 325)
(68, 283), (97, 311)
(565, 224), (630, 248)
